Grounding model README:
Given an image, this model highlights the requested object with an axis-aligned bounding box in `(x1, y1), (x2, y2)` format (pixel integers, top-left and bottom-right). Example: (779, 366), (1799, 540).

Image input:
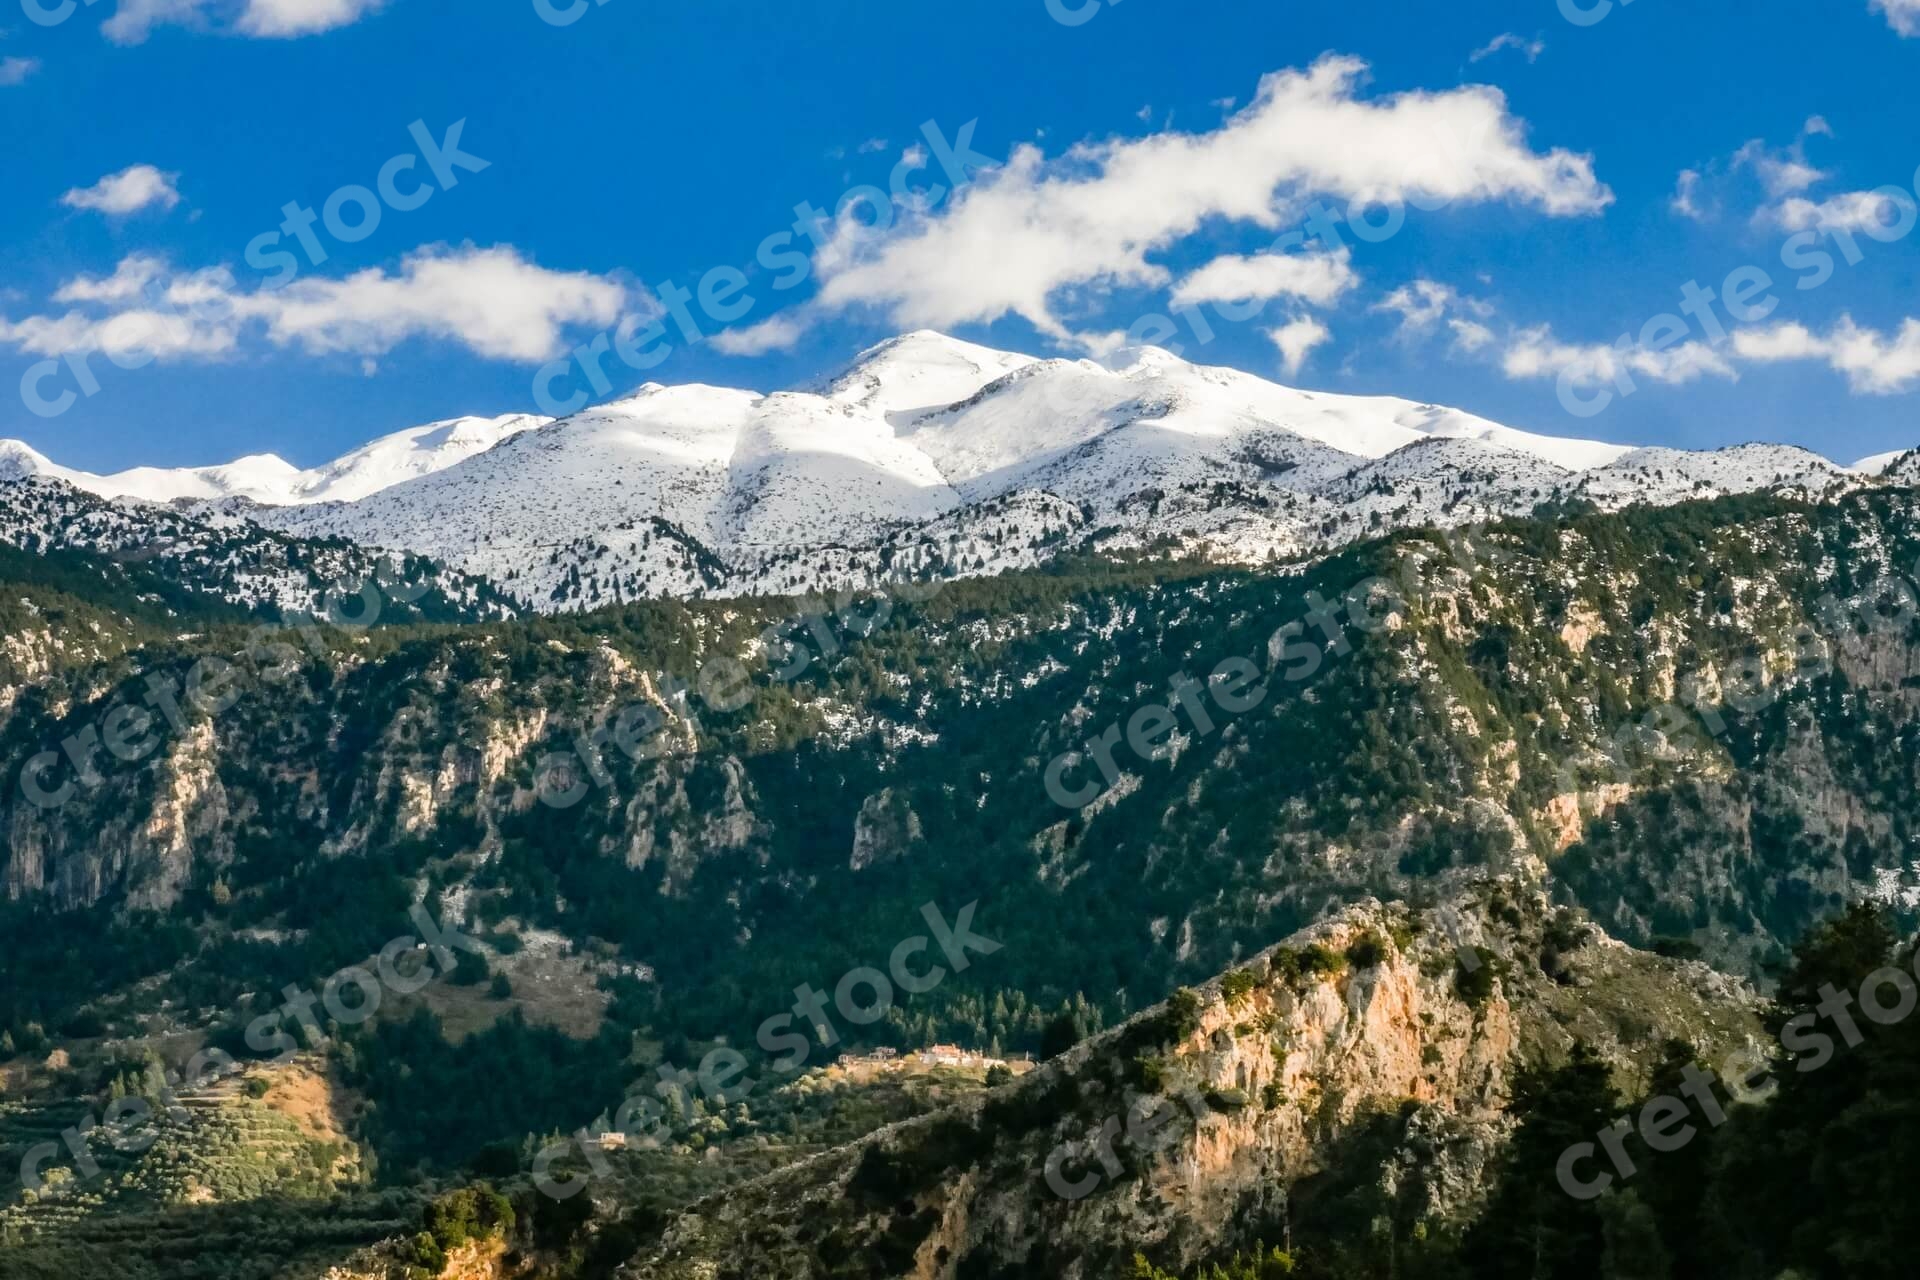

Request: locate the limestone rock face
(622, 886), (1761, 1280)
(851, 787), (923, 871)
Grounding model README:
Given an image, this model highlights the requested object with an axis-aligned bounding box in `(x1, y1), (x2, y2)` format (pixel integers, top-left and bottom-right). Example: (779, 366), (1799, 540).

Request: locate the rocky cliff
(622, 885), (1759, 1280)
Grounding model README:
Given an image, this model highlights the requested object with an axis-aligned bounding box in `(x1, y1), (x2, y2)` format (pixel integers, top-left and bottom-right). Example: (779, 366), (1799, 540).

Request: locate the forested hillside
(2, 485), (1918, 1278)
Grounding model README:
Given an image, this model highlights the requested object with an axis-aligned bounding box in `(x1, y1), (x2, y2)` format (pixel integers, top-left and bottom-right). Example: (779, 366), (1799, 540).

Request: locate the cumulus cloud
(1733, 317), (1920, 393)
(1733, 121), (1832, 199)
(1448, 318), (1496, 353)
(103, 0), (385, 43)
(712, 313), (808, 356)
(53, 255), (172, 304)
(1469, 33), (1545, 63)
(0, 56), (40, 86)
(1670, 169), (1708, 221)
(1169, 246), (1358, 308)
(1872, 0), (1920, 35)
(0, 264), (245, 362)
(237, 0), (387, 36)
(0, 246), (629, 367)
(1372, 278), (1491, 340)
(1768, 188), (1918, 234)
(1268, 316), (1331, 376)
(253, 245), (626, 361)
(60, 164), (182, 216)
(102, 0), (207, 43)
(811, 55), (1610, 345)
(1500, 324), (1737, 389)
(1673, 119), (1838, 226)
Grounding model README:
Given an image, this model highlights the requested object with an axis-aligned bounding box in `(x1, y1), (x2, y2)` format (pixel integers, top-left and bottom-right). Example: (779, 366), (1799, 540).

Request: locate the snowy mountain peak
(822, 329), (1037, 420)
(0, 412), (548, 508)
(0, 440), (57, 481)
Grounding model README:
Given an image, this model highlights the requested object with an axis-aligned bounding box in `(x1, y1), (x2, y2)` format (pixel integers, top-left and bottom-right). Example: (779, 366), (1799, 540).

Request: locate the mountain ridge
(3, 333), (1913, 615)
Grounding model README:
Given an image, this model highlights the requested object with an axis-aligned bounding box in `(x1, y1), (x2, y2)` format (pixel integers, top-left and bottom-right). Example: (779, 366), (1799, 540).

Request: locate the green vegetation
(4, 487), (1920, 1278)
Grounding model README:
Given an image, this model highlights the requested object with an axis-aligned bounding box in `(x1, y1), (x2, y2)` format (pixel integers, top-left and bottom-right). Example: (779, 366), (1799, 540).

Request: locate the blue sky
(3, 0), (1919, 473)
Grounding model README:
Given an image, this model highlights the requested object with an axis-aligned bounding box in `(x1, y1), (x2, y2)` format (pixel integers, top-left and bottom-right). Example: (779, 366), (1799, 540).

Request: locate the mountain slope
(0, 474), (519, 621)
(621, 886), (1758, 1280)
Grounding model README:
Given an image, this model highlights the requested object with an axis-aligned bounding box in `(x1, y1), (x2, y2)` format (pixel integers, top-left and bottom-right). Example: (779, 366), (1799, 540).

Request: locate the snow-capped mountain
(1860, 447), (1920, 483)
(205, 331), (1881, 611)
(0, 414), (546, 506)
(0, 474), (519, 619)
(4, 332), (1909, 614)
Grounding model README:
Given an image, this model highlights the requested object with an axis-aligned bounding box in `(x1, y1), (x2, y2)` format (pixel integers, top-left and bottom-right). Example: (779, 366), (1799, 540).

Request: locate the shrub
(1345, 931), (1389, 971)
(1267, 949), (1302, 983)
(1164, 988), (1204, 1041)
(1650, 935), (1703, 961)
(1220, 969), (1258, 1006)
(1300, 945), (1347, 978)
(1455, 948), (1502, 1008)
(449, 948), (491, 987)
(1129, 1055), (1168, 1093)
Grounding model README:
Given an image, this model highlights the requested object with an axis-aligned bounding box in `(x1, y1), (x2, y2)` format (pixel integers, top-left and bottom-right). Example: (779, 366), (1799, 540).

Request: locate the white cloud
(855, 137), (889, 155)
(103, 0), (214, 42)
(1169, 246), (1357, 308)
(52, 255), (171, 304)
(103, 0), (385, 43)
(0, 265), (245, 361)
(1768, 188), (1917, 234)
(238, 0), (386, 35)
(1733, 123), (1831, 198)
(0, 56), (40, 86)
(1268, 316), (1331, 376)
(1501, 325), (1737, 388)
(1670, 169), (1707, 221)
(1469, 32), (1545, 63)
(1872, 0), (1920, 35)
(1733, 317), (1920, 393)
(0, 246), (629, 367)
(712, 313), (807, 356)
(60, 164), (182, 216)
(811, 55), (1610, 344)
(1372, 278), (1490, 339)
(1448, 317), (1496, 353)
(250, 245), (627, 361)
(1679, 119), (1838, 227)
